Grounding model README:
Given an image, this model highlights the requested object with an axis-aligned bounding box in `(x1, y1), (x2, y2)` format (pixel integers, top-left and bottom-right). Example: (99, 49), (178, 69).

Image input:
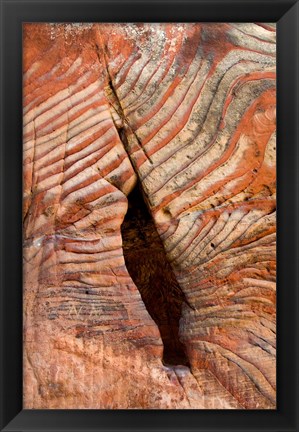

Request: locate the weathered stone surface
(23, 23), (276, 409)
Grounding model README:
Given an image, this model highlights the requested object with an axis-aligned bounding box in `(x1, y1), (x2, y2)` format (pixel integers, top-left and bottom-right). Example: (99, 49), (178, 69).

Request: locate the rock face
(23, 23), (276, 409)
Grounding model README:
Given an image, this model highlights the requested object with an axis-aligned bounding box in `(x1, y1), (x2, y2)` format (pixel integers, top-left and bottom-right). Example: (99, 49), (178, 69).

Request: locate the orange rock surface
(23, 23), (276, 409)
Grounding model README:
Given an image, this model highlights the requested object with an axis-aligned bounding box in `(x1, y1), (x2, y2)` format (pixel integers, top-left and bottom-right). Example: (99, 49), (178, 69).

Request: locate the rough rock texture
(23, 23), (276, 409)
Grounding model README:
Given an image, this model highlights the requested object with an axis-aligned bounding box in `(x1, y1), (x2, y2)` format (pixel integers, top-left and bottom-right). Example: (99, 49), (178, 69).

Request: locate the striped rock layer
(23, 23), (276, 409)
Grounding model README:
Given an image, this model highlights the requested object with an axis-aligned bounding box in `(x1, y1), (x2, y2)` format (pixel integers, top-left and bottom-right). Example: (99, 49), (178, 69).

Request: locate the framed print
(0, 0), (298, 431)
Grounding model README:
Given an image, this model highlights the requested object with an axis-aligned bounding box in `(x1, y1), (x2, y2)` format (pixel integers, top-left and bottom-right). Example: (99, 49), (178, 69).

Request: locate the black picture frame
(0, 0), (298, 431)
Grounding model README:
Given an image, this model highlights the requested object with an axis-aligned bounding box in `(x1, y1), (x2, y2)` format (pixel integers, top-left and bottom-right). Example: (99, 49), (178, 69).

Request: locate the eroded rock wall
(23, 23), (276, 409)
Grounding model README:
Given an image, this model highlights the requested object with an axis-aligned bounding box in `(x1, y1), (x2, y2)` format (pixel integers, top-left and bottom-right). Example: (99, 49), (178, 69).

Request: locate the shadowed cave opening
(121, 183), (190, 366)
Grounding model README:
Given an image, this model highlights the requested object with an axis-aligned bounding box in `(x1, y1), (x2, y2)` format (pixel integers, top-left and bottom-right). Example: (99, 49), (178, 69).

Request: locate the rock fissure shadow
(121, 184), (191, 367)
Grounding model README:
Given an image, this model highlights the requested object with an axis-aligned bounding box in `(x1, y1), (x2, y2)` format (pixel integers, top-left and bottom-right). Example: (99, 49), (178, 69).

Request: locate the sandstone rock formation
(23, 23), (276, 409)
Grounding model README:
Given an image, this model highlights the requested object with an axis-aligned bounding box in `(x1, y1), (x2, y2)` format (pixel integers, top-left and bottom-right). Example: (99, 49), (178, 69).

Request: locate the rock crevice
(121, 183), (192, 366)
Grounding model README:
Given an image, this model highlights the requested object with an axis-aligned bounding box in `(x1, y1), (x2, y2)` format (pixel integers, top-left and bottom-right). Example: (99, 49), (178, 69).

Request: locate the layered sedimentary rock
(23, 23), (276, 409)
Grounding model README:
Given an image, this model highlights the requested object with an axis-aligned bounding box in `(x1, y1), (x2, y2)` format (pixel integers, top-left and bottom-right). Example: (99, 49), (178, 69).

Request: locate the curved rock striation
(23, 23), (276, 409)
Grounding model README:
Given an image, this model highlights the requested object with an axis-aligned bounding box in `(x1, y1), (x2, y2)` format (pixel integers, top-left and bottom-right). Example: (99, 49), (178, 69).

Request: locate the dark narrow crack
(108, 85), (153, 164)
(96, 38), (190, 365)
(121, 183), (192, 366)
(95, 41), (153, 164)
